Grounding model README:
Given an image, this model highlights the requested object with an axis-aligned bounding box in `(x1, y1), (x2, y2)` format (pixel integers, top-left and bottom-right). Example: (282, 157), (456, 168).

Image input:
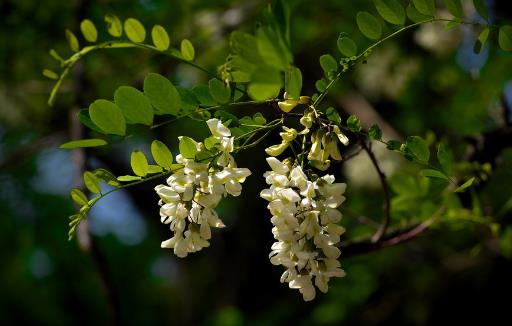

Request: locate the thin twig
(360, 139), (391, 243)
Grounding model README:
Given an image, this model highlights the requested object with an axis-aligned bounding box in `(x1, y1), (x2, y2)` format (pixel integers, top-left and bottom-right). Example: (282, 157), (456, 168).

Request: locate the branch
(360, 139), (391, 243)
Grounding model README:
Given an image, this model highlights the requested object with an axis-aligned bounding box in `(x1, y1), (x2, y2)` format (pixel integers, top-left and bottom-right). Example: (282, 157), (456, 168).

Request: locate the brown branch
(360, 139), (391, 243)
(341, 206), (446, 257)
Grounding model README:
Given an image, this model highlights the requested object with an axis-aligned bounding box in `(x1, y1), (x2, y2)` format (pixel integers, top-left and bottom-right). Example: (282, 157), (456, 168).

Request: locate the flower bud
(265, 141), (289, 156)
(280, 126), (298, 142)
(278, 99), (299, 113)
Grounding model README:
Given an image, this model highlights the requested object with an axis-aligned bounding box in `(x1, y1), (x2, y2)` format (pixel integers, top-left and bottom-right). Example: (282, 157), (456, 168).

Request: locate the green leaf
(83, 171), (101, 194)
(256, 25), (291, 71)
(214, 110), (239, 126)
(42, 69), (59, 80)
(148, 165), (163, 174)
(204, 136), (220, 150)
(368, 124), (382, 140)
(356, 12), (382, 40)
(181, 39), (195, 61)
(444, 0), (463, 18)
(253, 112), (267, 125)
(437, 143), (453, 175)
(193, 85), (217, 106)
(455, 177), (475, 193)
(346, 115), (362, 132)
(80, 19), (98, 42)
(209, 79), (231, 104)
(114, 86), (153, 125)
(499, 26), (512, 51)
(89, 100), (126, 136)
(247, 66), (282, 101)
(319, 54), (338, 77)
(124, 18), (146, 43)
(420, 169), (449, 180)
(285, 66), (302, 100)
(94, 168), (120, 186)
(326, 107), (341, 124)
(78, 109), (103, 133)
(406, 3), (432, 22)
(473, 0), (489, 21)
(117, 175), (142, 182)
(387, 140), (402, 150)
(445, 21), (461, 30)
(315, 79), (328, 92)
(337, 37), (358, 57)
(151, 25), (170, 51)
(49, 49), (64, 63)
(65, 29), (80, 52)
(70, 188), (88, 206)
(151, 140), (174, 170)
(474, 27), (490, 54)
(143, 73), (181, 115)
(131, 150), (149, 177)
(405, 136), (430, 164)
(374, 0), (406, 25)
(413, 0), (435, 16)
(60, 138), (108, 149)
(179, 136), (198, 159)
(105, 14), (122, 37)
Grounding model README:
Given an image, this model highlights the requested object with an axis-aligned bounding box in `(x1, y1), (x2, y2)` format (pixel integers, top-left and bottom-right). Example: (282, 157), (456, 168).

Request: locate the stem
(360, 139), (391, 243)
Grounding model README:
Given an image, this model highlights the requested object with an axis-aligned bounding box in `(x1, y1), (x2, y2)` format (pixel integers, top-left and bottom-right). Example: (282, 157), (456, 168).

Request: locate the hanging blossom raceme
(154, 119), (251, 257)
(260, 157), (347, 301)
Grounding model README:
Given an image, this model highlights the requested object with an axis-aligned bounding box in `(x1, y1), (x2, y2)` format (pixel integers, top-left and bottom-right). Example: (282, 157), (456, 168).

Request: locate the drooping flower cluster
(260, 157), (347, 301)
(155, 119), (251, 257)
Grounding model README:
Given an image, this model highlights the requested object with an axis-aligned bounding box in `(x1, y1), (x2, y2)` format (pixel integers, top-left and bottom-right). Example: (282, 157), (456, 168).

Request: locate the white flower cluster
(155, 119), (251, 257)
(260, 157), (347, 301)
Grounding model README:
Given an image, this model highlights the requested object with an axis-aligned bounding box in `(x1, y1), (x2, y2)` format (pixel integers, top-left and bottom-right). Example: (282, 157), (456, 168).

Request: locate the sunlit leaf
(474, 27), (490, 54)
(151, 140), (174, 170)
(356, 12), (382, 40)
(247, 66), (282, 100)
(143, 73), (181, 115)
(131, 150), (149, 177)
(455, 177), (476, 192)
(499, 25), (512, 51)
(151, 25), (170, 51)
(285, 66), (302, 99)
(117, 175), (142, 182)
(124, 18), (146, 43)
(105, 14), (122, 37)
(65, 29), (80, 52)
(179, 136), (198, 159)
(42, 69), (59, 80)
(89, 99), (126, 136)
(70, 188), (88, 206)
(83, 171), (101, 194)
(114, 86), (153, 125)
(80, 19), (98, 42)
(181, 39), (195, 61)
(60, 138), (108, 149)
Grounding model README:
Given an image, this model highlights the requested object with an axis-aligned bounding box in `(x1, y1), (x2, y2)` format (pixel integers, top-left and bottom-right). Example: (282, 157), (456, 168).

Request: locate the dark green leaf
(124, 18), (146, 43)
(151, 25), (170, 51)
(131, 150), (149, 177)
(80, 19), (98, 42)
(83, 171), (101, 194)
(405, 136), (430, 163)
(209, 79), (231, 104)
(444, 0), (463, 18)
(455, 177), (475, 192)
(193, 85), (217, 106)
(60, 139), (108, 149)
(71, 188), (88, 206)
(346, 115), (362, 132)
(247, 66), (282, 101)
(89, 99), (126, 136)
(105, 14), (122, 37)
(179, 136), (198, 159)
(65, 29), (79, 52)
(315, 79), (328, 92)
(151, 140), (174, 170)
(337, 37), (358, 57)
(143, 73), (181, 115)
(368, 124), (382, 140)
(474, 27), (490, 54)
(356, 12), (382, 40)
(78, 109), (103, 133)
(319, 54), (338, 77)
(413, 0), (435, 16)
(374, 0), (406, 25)
(94, 168), (120, 186)
(114, 86), (153, 125)
(387, 140), (402, 150)
(326, 107), (341, 124)
(407, 3), (432, 22)
(437, 143), (453, 175)
(473, 0), (489, 21)
(499, 25), (512, 51)
(285, 66), (302, 99)
(181, 39), (195, 61)
(420, 169), (449, 180)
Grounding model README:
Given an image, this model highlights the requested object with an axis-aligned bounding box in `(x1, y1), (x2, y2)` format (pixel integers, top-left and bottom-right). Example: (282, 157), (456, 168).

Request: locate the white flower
(260, 158), (347, 301)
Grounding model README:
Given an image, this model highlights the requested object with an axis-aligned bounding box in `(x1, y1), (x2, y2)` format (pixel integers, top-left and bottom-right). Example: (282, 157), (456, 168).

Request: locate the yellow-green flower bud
(278, 99), (299, 113)
(280, 126), (298, 142)
(265, 141), (289, 156)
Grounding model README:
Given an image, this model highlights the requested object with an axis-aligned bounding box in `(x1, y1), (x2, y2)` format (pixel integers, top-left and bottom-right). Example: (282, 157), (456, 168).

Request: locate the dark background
(1, 0), (512, 325)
